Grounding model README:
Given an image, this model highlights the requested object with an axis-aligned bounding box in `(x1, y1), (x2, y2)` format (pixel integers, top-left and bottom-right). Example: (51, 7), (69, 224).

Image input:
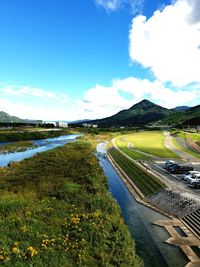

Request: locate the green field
(188, 133), (200, 142)
(0, 138), (141, 266)
(116, 131), (178, 158)
(107, 143), (165, 196)
(114, 137), (148, 160)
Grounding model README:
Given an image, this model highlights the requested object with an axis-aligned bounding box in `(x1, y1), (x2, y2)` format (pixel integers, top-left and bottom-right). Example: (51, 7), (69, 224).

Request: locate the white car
(190, 174), (200, 188)
(182, 171), (200, 182)
(187, 173), (200, 185)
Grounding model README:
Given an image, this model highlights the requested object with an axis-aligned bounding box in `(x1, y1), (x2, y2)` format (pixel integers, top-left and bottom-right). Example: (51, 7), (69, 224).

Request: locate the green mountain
(90, 99), (174, 127)
(87, 100), (200, 127)
(0, 111), (24, 123)
(156, 105), (200, 126)
(178, 105), (200, 125)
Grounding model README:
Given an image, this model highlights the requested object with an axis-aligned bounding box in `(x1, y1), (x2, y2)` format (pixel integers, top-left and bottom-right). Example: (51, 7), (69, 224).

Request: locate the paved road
(113, 133), (200, 199)
(164, 131), (200, 163)
(146, 160), (200, 200)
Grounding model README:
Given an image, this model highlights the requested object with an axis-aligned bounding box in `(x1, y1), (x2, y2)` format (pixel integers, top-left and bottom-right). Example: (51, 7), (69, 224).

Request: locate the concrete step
(189, 212), (200, 223)
(182, 217), (200, 236)
(187, 215), (200, 230)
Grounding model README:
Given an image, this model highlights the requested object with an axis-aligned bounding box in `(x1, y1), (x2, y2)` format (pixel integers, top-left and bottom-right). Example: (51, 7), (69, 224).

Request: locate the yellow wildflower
(27, 246), (37, 257)
(12, 246), (20, 254)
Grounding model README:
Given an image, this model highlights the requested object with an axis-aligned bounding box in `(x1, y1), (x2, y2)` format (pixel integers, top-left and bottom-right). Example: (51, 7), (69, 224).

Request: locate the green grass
(172, 137), (200, 159)
(116, 131), (178, 158)
(176, 132), (186, 139)
(187, 133), (200, 142)
(114, 137), (148, 160)
(0, 141), (37, 153)
(107, 143), (165, 196)
(0, 138), (141, 266)
(0, 130), (71, 142)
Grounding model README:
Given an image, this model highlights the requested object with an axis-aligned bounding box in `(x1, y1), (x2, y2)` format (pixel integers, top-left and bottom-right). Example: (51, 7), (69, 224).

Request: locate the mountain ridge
(86, 100), (200, 127)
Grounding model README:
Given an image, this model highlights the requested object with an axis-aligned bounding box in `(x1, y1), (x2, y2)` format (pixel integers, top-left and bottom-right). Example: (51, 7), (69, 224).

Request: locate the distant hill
(86, 100), (200, 127)
(157, 104), (200, 126)
(0, 111), (24, 123)
(70, 119), (90, 124)
(0, 111), (43, 124)
(88, 99), (173, 127)
(181, 105), (200, 125)
(173, 106), (191, 111)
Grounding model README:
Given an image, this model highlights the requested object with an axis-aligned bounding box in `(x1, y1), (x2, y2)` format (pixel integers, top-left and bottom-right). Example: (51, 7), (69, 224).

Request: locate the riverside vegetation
(0, 130), (72, 142)
(0, 141), (37, 154)
(0, 135), (141, 266)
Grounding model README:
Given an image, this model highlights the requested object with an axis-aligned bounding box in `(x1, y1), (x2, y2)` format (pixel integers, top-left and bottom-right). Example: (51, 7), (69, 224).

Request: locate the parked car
(166, 162), (178, 171)
(164, 160), (175, 169)
(181, 171), (200, 182)
(189, 174), (200, 188)
(167, 163), (179, 172)
(169, 164), (193, 174)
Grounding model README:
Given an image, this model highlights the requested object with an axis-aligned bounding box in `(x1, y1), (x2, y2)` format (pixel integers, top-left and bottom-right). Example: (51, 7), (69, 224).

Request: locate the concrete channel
(104, 138), (200, 267)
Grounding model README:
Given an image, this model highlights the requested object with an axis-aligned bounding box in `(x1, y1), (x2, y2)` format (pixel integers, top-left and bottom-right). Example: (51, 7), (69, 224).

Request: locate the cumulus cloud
(77, 77), (198, 120)
(95, 0), (144, 13)
(0, 77), (198, 121)
(186, 0), (200, 24)
(129, 0), (200, 87)
(0, 98), (75, 121)
(0, 85), (69, 103)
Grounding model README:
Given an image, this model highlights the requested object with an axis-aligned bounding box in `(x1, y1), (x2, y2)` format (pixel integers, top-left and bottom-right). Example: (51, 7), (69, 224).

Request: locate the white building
(44, 121), (68, 128)
(56, 121), (68, 128)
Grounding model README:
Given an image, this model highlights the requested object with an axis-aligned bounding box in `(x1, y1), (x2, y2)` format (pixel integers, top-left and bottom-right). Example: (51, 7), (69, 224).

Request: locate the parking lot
(146, 160), (200, 198)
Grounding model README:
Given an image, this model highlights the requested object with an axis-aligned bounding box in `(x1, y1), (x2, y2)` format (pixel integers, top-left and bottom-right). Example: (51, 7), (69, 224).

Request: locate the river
(0, 134), (80, 167)
(96, 142), (188, 267)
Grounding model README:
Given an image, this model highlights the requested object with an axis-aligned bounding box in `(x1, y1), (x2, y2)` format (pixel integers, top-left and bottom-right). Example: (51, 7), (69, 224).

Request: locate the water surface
(97, 143), (188, 267)
(0, 134), (80, 167)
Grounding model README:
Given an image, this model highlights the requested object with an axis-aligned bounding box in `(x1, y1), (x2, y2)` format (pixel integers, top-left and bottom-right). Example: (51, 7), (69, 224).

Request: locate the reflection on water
(97, 143), (187, 267)
(0, 134), (80, 167)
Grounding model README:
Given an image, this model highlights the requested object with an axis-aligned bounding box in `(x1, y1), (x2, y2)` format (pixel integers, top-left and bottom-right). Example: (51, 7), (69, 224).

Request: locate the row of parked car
(164, 160), (200, 189)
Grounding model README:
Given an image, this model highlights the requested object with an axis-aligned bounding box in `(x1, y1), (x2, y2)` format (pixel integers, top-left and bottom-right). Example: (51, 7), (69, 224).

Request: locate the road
(164, 131), (200, 163)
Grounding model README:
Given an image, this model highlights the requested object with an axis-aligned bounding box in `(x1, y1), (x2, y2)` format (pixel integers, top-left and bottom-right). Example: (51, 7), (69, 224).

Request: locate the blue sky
(0, 0), (200, 120)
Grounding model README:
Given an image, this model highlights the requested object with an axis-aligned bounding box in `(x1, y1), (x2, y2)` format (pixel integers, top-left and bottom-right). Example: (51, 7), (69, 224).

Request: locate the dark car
(166, 162), (177, 171)
(164, 160), (175, 169)
(167, 163), (179, 172)
(169, 164), (193, 174)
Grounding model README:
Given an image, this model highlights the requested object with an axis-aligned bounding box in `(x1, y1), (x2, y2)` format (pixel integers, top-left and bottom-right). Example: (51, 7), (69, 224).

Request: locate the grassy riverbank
(0, 141), (37, 154)
(114, 137), (148, 160)
(0, 130), (72, 142)
(107, 142), (165, 196)
(0, 136), (141, 266)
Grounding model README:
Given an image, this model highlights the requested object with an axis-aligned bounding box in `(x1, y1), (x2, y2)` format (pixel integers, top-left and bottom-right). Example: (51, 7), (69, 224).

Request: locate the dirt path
(163, 131), (200, 163)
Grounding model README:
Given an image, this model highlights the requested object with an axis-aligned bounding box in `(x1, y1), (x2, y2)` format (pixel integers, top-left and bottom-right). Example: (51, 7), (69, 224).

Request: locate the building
(56, 121), (68, 128)
(44, 121), (68, 128)
(82, 123), (98, 128)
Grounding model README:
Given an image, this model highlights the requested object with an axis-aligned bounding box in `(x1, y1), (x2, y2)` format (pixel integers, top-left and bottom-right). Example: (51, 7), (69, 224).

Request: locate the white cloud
(95, 0), (120, 11)
(0, 85), (69, 103)
(0, 78), (198, 121)
(129, 0), (200, 87)
(0, 99), (72, 121)
(186, 0), (200, 24)
(77, 77), (198, 120)
(95, 0), (144, 13)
